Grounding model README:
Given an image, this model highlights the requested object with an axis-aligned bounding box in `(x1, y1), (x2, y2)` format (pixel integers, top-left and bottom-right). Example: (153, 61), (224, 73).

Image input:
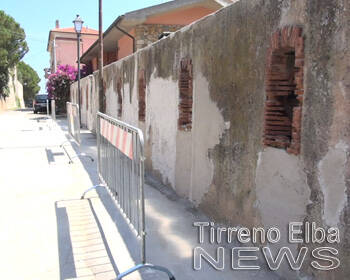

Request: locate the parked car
(33, 94), (49, 114)
(25, 99), (33, 108)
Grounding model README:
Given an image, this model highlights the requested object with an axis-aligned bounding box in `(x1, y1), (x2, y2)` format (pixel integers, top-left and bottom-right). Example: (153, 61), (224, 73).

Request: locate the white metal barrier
(66, 102), (80, 144)
(81, 112), (175, 280)
(63, 102), (94, 164)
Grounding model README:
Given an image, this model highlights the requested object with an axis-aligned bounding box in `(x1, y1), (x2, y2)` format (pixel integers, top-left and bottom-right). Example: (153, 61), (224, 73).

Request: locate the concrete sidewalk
(0, 110), (280, 280)
(0, 110), (107, 279)
(56, 114), (281, 280)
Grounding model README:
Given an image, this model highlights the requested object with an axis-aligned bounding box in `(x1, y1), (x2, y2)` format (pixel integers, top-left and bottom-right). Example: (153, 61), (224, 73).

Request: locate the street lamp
(73, 14), (84, 127)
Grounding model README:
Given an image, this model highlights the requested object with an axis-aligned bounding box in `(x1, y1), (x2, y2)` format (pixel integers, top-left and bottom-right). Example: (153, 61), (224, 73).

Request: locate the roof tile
(51, 27), (98, 35)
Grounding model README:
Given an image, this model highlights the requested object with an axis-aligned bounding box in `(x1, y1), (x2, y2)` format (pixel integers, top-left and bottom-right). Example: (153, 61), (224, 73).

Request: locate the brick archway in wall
(263, 26), (304, 155)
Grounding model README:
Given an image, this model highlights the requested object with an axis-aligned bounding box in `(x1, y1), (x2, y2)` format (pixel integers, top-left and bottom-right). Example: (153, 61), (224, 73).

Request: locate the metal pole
(77, 33), (82, 128)
(140, 146), (146, 264)
(97, 114), (101, 180)
(98, 0), (104, 113)
(51, 99), (56, 120)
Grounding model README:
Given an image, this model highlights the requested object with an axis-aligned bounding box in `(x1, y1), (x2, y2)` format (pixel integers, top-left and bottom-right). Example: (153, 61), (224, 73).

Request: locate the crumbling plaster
(70, 1), (350, 278)
(147, 71), (179, 188)
(318, 142), (348, 226)
(189, 72), (225, 204)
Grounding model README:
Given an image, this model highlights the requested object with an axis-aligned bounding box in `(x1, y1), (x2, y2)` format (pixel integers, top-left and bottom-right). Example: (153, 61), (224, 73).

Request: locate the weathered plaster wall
(318, 142), (348, 227)
(302, 1), (350, 279)
(71, 1), (350, 278)
(79, 76), (89, 127)
(190, 72), (225, 203)
(256, 148), (310, 279)
(146, 72), (179, 187)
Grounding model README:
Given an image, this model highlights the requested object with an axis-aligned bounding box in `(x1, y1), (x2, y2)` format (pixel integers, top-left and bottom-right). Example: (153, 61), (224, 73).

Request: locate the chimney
(55, 20), (59, 28)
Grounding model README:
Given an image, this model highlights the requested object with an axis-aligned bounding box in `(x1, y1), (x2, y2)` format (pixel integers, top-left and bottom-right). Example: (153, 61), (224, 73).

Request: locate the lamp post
(73, 14), (83, 127)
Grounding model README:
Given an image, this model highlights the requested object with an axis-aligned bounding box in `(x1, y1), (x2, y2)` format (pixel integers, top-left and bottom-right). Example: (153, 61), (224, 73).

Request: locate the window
(138, 70), (146, 122)
(264, 26), (304, 155)
(178, 58), (193, 131)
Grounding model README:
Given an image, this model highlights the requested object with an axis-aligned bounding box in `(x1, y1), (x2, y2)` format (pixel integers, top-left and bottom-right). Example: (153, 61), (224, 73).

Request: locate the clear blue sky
(1, 0), (170, 92)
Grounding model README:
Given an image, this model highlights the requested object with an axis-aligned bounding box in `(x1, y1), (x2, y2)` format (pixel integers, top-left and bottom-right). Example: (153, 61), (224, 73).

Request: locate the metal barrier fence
(66, 102), (80, 145)
(81, 112), (175, 280)
(51, 99), (56, 120)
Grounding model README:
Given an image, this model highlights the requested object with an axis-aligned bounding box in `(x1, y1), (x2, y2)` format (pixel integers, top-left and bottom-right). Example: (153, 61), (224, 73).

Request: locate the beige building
(80, 0), (233, 72)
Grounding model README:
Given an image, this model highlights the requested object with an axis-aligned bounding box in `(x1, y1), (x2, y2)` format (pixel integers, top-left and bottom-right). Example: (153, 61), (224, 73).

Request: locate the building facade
(80, 0), (232, 72)
(47, 20), (98, 74)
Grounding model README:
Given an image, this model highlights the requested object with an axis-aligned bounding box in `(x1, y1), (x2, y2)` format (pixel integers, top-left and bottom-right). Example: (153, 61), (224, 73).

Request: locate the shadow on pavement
(55, 201), (77, 280)
(53, 117), (282, 280)
(55, 198), (118, 279)
(54, 118), (177, 278)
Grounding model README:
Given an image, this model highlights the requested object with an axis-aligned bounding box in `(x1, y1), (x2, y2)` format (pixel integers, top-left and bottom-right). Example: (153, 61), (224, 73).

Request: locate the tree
(17, 61), (40, 102)
(46, 64), (77, 112)
(0, 10), (28, 96)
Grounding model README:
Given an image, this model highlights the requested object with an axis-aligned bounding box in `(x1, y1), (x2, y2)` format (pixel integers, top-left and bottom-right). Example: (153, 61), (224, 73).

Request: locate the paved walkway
(0, 110), (280, 280)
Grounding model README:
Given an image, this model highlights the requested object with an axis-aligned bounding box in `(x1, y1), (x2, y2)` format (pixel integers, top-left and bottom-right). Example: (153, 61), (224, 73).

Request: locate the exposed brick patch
(116, 78), (122, 118)
(178, 58), (193, 131)
(264, 26), (304, 155)
(138, 70), (146, 122)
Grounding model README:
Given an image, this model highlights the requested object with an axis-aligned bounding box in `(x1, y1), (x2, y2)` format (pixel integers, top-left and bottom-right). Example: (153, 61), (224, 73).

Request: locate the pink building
(47, 20), (98, 74)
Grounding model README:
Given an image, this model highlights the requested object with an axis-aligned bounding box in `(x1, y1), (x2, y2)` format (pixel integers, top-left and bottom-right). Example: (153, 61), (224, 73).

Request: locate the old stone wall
(134, 23), (184, 50)
(71, 1), (350, 278)
(0, 67), (24, 112)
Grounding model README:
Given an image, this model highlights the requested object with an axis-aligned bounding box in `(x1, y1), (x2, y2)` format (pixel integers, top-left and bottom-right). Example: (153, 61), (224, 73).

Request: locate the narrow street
(0, 110), (281, 280)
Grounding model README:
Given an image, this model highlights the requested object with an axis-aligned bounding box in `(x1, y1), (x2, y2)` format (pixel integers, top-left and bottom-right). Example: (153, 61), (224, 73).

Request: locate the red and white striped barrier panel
(100, 118), (133, 160)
